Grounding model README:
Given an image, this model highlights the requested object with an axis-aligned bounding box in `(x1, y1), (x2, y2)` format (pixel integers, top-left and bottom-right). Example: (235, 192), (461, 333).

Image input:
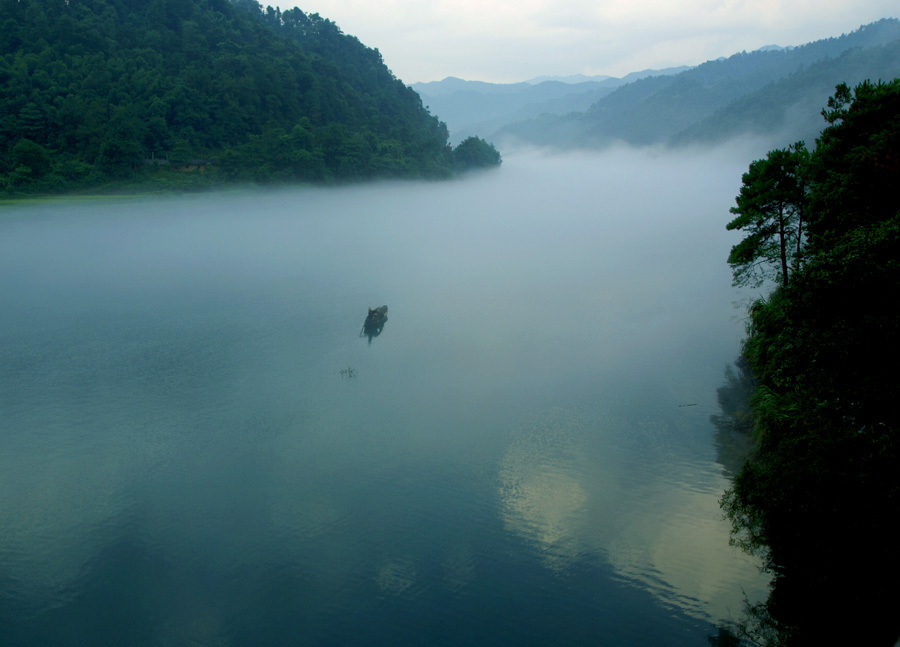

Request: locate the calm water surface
(1, 149), (768, 646)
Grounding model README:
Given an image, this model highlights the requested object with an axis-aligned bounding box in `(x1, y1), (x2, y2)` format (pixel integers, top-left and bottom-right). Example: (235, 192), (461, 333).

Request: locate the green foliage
(451, 136), (501, 171)
(723, 80), (900, 646)
(10, 138), (51, 179)
(807, 79), (900, 250)
(727, 143), (810, 287)
(0, 0), (489, 195)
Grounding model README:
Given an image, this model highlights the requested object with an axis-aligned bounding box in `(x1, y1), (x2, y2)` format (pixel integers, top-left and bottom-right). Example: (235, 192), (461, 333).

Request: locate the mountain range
(415, 18), (900, 151)
(411, 66), (690, 144)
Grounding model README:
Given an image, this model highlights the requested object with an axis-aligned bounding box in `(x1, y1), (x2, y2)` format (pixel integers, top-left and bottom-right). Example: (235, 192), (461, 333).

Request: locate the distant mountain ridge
(418, 18), (900, 150)
(671, 36), (900, 147)
(497, 18), (900, 150)
(523, 74), (615, 85)
(411, 66), (689, 144)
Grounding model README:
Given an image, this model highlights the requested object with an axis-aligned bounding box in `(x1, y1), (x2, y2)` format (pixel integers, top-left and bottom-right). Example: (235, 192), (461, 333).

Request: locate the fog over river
(0, 147), (770, 646)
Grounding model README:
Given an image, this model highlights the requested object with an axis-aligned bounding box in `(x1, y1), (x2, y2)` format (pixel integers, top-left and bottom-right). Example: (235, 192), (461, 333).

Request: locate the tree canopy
(722, 80), (900, 646)
(451, 136), (502, 170)
(0, 0), (500, 195)
(726, 142), (810, 287)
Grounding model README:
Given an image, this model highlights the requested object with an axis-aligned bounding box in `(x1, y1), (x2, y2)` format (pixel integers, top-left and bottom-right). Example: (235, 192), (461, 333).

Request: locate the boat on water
(361, 305), (388, 341)
(364, 305), (388, 328)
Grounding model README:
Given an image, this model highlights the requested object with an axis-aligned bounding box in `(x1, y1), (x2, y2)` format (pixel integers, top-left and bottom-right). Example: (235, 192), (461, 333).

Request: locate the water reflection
(375, 558), (417, 596)
(1, 148), (777, 646)
(710, 358), (756, 478)
(496, 399), (769, 624)
(497, 407), (590, 571)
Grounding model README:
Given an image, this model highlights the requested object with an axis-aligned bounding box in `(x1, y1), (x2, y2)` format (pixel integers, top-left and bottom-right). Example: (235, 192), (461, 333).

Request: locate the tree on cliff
(726, 142), (810, 288)
(722, 79), (900, 647)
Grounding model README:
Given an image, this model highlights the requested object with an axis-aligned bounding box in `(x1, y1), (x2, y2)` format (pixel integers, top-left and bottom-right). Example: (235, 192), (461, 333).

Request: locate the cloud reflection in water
(496, 403), (768, 623)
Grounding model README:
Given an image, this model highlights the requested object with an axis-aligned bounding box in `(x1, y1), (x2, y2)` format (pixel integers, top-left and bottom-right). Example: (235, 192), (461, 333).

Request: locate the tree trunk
(779, 203), (789, 286)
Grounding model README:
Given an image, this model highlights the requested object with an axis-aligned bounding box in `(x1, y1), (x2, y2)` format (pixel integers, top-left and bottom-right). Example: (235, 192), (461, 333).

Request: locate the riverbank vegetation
(722, 79), (900, 646)
(0, 0), (500, 197)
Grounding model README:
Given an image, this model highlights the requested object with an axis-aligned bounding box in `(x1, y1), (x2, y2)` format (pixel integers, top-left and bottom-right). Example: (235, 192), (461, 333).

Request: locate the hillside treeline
(0, 0), (499, 194)
(722, 79), (900, 646)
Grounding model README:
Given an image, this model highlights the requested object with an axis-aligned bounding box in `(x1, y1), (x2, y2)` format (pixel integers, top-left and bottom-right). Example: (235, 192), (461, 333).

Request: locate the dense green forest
(0, 0), (500, 195)
(721, 80), (900, 646)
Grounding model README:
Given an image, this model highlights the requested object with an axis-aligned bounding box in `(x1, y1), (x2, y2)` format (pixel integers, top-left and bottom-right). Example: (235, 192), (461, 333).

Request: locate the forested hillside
(0, 0), (499, 195)
(673, 37), (900, 147)
(722, 80), (900, 646)
(497, 19), (900, 150)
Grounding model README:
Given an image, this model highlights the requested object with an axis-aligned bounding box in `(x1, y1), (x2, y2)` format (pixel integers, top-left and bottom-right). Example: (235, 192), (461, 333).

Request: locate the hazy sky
(284, 0), (897, 83)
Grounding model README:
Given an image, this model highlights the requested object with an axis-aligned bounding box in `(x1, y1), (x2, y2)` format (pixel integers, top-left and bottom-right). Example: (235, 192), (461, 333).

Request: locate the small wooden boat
(361, 305), (388, 340)
(364, 305), (388, 328)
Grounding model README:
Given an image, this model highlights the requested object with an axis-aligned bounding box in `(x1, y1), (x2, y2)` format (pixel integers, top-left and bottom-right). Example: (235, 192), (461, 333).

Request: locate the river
(0, 147), (769, 646)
